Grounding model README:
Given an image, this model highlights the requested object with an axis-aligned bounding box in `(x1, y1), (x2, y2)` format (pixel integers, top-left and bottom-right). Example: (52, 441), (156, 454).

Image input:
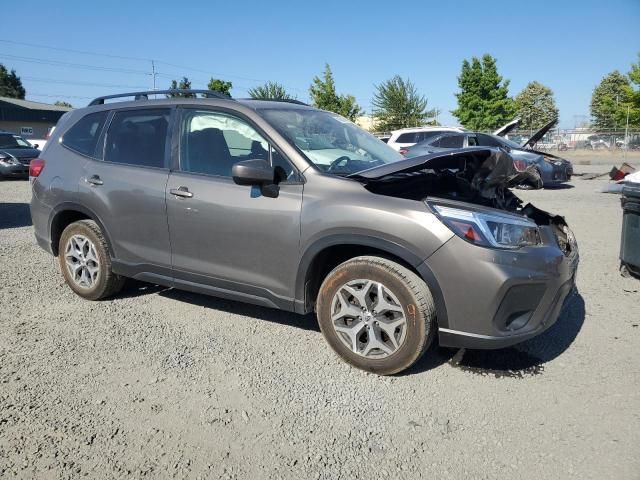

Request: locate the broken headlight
(431, 204), (541, 249)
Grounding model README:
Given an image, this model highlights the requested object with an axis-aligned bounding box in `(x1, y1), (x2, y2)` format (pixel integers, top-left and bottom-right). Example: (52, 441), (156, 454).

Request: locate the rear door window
(433, 134), (464, 148)
(104, 109), (171, 168)
(396, 132), (417, 143)
(61, 111), (108, 157)
(416, 131), (440, 143)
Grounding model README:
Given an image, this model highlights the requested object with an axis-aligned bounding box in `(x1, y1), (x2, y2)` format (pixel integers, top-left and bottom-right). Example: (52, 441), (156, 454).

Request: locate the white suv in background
(387, 126), (465, 152)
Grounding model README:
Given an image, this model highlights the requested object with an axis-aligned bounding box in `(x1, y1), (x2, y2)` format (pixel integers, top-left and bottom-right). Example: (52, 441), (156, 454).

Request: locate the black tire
(620, 263), (632, 278)
(516, 167), (542, 190)
(58, 220), (124, 300)
(316, 256), (436, 375)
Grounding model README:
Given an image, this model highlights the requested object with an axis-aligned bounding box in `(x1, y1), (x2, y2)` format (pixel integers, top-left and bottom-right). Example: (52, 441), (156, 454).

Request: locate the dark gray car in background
(0, 131), (41, 179)
(29, 91), (579, 375)
(403, 119), (573, 189)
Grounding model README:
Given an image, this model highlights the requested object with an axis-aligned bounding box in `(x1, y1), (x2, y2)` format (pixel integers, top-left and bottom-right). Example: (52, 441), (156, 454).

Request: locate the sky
(2, 0), (639, 128)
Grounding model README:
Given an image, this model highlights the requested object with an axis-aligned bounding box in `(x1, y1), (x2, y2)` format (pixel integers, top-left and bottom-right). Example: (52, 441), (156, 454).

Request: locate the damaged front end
(350, 148), (575, 254)
(350, 148), (579, 349)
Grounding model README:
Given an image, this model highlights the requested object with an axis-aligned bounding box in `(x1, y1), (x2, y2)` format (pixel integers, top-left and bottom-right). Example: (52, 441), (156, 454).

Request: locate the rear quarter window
(61, 111), (108, 157)
(104, 109), (170, 168)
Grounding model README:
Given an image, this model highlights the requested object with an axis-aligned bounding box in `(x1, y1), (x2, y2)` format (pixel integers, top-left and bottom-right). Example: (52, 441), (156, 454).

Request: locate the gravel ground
(1, 168), (638, 479)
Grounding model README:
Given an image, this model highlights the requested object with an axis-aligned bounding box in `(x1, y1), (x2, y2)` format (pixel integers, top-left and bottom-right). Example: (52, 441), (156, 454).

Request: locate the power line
(0, 39), (151, 62)
(0, 38), (310, 95)
(28, 93), (94, 99)
(0, 53), (150, 75)
(21, 76), (149, 90)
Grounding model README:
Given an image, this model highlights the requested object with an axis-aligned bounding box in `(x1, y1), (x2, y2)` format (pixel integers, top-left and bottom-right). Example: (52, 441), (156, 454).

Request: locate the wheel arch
(49, 202), (115, 257)
(295, 235), (449, 328)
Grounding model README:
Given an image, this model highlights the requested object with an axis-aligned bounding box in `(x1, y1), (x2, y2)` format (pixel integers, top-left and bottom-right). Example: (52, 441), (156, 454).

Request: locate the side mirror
(32, 144), (39, 149)
(232, 159), (275, 186)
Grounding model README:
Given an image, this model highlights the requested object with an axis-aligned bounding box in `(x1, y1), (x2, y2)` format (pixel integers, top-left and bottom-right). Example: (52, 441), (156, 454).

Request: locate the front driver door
(166, 108), (303, 309)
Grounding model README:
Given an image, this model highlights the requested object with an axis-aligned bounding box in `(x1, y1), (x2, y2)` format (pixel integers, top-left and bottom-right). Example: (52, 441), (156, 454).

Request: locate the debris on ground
(582, 162), (636, 181)
(596, 163), (638, 193)
(609, 163), (636, 181)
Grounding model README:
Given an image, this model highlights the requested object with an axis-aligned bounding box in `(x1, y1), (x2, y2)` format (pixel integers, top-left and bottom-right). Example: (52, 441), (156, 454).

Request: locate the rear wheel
(58, 220), (124, 300)
(316, 256), (436, 375)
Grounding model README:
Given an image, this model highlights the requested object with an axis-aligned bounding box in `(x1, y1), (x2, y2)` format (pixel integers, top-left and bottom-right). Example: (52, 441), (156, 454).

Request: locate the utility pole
(624, 104), (630, 162)
(151, 60), (157, 91)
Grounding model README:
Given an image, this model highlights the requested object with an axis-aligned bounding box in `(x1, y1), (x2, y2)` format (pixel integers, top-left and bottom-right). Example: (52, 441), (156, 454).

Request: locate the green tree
(207, 78), (232, 97)
(166, 77), (195, 97)
(452, 54), (516, 130)
(372, 76), (435, 131)
(54, 101), (73, 108)
(309, 64), (362, 121)
(248, 81), (294, 100)
(622, 53), (640, 128)
(0, 64), (26, 99)
(514, 81), (559, 130)
(590, 71), (633, 130)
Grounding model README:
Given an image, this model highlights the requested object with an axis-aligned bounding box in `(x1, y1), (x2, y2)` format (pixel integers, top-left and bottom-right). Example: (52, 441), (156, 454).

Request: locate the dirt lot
(1, 164), (638, 479)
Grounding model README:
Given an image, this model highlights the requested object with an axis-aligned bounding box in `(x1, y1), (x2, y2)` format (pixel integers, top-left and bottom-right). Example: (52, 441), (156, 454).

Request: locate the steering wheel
(327, 156), (352, 173)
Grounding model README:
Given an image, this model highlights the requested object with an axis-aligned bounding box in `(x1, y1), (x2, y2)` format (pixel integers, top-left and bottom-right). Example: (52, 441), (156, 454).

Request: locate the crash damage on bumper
(351, 148), (579, 349)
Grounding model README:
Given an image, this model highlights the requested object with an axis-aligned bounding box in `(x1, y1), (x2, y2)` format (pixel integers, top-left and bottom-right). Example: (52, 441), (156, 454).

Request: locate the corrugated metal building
(0, 97), (71, 139)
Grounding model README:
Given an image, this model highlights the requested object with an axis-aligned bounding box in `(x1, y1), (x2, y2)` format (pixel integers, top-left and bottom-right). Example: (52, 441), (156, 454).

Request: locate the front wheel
(316, 256), (436, 375)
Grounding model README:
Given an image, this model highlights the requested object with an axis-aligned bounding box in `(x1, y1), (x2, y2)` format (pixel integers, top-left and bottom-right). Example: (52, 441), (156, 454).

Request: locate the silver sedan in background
(403, 119), (573, 189)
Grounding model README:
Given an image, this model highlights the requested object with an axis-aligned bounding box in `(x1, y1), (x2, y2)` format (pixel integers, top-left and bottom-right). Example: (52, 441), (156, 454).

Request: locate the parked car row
(387, 118), (573, 189)
(0, 130), (42, 179)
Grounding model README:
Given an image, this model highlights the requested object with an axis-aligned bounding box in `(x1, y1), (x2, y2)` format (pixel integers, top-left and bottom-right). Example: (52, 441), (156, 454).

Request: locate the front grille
(17, 158), (34, 166)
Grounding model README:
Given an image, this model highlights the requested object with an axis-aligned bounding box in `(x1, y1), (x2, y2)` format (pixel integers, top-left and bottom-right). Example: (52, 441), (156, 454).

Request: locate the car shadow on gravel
(0, 202), (32, 229)
(544, 184), (575, 190)
(402, 291), (586, 378)
(158, 288), (320, 332)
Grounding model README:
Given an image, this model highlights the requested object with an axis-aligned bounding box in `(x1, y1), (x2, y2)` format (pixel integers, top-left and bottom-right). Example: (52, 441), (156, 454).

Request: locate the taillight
(513, 159), (527, 172)
(399, 148), (408, 156)
(29, 158), (45, 177)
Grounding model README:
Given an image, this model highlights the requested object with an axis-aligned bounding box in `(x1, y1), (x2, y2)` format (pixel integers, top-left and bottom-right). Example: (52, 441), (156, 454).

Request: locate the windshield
(0, 134), (33, 149)
(258, 108), (404, 175)
(501, 136), (524, 149)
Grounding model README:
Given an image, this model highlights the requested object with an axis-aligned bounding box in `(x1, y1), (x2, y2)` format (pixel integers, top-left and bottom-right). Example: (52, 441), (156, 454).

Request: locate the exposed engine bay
(350, 148), (573, 254)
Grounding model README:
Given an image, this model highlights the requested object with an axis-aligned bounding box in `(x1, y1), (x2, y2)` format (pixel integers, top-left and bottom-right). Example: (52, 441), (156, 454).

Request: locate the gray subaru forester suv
(30, 90), (579, 375)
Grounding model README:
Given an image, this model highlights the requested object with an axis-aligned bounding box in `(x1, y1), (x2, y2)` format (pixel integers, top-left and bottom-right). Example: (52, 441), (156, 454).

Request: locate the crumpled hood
(349, 147), (542, 200)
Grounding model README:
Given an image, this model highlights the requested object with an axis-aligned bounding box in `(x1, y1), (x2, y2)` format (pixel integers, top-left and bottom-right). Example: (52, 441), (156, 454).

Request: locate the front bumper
(426, 231), (578, 349)
(0, 162), (29, 178)
(541, 162), (572, 185)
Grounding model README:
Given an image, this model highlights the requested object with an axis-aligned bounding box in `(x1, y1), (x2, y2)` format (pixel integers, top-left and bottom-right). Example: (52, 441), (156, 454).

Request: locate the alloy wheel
(330, 279), (407, 358)
(64, 234), (100, 289)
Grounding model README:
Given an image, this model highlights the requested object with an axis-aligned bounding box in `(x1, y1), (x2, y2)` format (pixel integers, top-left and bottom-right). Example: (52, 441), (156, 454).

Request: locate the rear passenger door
(78, 107), (173, 275)
(165, 108), (303, 308)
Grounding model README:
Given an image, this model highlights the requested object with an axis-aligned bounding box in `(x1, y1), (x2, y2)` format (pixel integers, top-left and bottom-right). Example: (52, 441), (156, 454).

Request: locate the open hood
(349, 148), (541, 211)
(493, 118), (520, 137)
(521, 118), (558, 149)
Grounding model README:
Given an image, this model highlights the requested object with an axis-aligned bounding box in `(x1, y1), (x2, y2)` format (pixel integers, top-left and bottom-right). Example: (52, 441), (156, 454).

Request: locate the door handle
(170, 186), (193, 198)
(87, 175), (103, 186)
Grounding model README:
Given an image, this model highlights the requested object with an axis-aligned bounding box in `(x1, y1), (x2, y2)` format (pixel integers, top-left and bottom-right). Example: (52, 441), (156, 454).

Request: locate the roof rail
(241, 98), (310, 106)
(88, 89), (232, 106)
